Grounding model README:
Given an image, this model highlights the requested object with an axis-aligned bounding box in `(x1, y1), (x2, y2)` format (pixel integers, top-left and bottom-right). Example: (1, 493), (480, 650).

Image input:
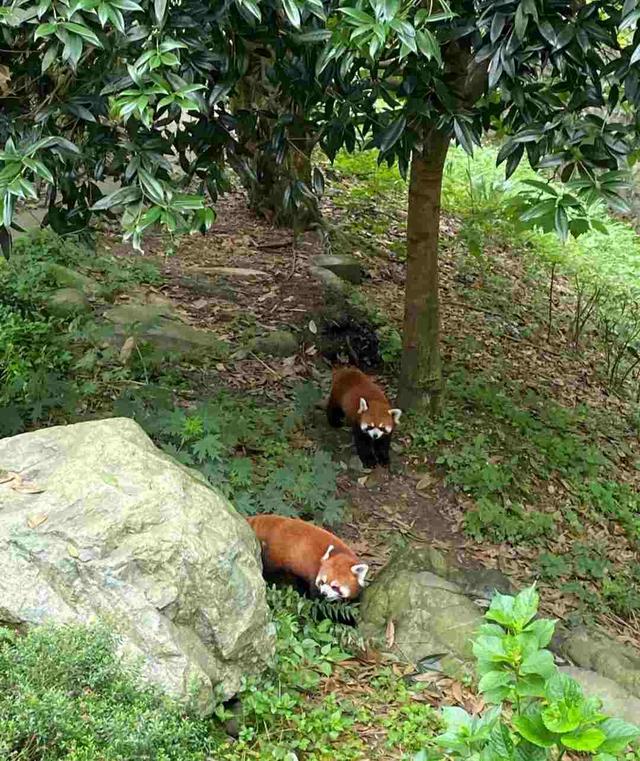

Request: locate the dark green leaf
(555, 204), (569, 242)
(312, 167), (324, 196)
(281, 0), (300, 28)
(91, 185), (142, 210)
(537, 20), (556, 47)
(379, 115), (406, 153)
(490, 13), (506, 43)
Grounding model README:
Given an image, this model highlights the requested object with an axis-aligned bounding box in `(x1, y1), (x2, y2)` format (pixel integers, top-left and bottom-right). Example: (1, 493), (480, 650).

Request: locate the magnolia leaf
(379, 115), (406, 153)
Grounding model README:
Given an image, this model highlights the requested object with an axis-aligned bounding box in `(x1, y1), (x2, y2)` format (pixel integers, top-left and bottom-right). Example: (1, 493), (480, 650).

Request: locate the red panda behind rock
(247, 514), (368, 601)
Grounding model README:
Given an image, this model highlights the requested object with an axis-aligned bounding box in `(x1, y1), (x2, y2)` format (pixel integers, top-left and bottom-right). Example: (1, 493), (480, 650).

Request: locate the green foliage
(117, 386), (345, 525)
(409, 364), (640, 620)
(0, 230), (163, 435)
(0, 585), (440, 761)
(426, 586), (640, 761)
(0, 625), (221, 760)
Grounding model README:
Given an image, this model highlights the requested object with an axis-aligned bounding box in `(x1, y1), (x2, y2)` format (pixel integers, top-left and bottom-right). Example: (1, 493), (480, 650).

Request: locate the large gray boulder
(0, 418), (274, 714)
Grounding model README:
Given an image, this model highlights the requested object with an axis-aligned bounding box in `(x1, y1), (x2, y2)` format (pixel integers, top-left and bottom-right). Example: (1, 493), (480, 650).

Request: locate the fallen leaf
(0, 64), (10, 95)
(308, 320), (318, 334)
(450, 681), (464, 705)
(411, 672), (440, 683)
(119, 336), (136, 363)
(7, 472), (44, 494)
(67, 544), (80, 559)
(416, 475), (433, 491)
(385, 618), (395, 648)
(27, 512), (48, 529)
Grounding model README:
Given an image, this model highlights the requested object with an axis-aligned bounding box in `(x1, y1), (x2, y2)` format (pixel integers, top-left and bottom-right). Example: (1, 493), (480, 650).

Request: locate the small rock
(558, 627), (640, 699)
(314, 255), (364, 284)
(45, 288), (91, 317)
(249, 330), (298, 358)
(309, 266), (346, 292)
(359, 563), (483, 666)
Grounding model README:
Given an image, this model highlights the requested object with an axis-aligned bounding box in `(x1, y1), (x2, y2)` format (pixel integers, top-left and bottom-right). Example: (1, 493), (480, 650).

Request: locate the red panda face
(358, 398), (402, 440)
(315, 545), (368, 601)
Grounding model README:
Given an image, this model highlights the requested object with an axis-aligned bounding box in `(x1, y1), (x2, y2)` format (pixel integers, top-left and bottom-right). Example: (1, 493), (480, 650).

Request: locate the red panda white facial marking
(315, 545), (369, 600)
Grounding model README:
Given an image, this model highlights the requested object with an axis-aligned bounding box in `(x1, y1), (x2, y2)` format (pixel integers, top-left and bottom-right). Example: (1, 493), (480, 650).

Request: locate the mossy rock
(559, 627), (640, 699)
(360, 549), (485, 668)
(46, 263), (103, 297)
(45, 287), (91, 317)
(248, 330), (298, 357)
(314, 255), (364, 284)
(104, 303), (224, 353)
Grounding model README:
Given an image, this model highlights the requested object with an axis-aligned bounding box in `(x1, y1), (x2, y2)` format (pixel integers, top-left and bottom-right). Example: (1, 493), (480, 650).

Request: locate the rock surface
(104, 303), (221, 352)
(0, 418), (274, 714)
(560, 667), (640, 724)
(249, 329), (298, 357)
(309, 265), (347, 292)
(45, 287), (91, 317)
(359, 547), (486, 677)
(46, 263), (103, 296)
(558, 627), (640, 699)
(314, 255), (364, 284)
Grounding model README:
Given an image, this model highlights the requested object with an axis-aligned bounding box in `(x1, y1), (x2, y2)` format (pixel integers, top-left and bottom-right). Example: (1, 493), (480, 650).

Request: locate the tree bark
(398, 128), (451, 415)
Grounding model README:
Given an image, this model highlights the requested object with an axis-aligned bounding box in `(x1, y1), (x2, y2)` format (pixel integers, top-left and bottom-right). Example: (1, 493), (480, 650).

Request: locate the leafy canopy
(1, 0), (640, 249)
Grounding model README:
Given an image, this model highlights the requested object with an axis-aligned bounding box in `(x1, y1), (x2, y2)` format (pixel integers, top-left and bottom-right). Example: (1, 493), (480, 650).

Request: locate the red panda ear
(321, 544), (335, 560)
(351, 563), (369, 587)
(358, 398), (368, 413)
(389, 408), (402, 424)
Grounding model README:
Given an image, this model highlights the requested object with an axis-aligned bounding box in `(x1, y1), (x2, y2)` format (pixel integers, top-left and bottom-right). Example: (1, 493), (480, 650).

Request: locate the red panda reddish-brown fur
(327, 366), (402, 468)
(247, 515), (368, 600)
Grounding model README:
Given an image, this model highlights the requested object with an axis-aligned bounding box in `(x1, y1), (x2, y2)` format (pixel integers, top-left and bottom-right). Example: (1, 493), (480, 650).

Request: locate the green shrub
(423, 585), (640, 761)
(0, 626), (219, 761)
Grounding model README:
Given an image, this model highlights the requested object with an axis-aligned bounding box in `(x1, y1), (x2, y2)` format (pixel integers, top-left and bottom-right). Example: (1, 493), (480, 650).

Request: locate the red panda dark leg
(327, 398), (345, 428)
(374, 434), (391, 466)
(353, 426), (377, 468)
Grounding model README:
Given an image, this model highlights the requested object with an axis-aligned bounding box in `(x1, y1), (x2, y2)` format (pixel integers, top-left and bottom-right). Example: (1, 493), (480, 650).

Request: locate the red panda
(247, 514), (368, 601)
(326, 366), (401, 468)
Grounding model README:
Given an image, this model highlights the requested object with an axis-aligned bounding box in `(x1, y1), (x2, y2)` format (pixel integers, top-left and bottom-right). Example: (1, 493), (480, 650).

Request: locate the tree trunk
(398, 129), (450, 415)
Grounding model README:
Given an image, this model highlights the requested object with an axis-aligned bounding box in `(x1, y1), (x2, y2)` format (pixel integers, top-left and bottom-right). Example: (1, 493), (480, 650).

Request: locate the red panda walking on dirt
(327, 366), (402, 468)
(247, 515), (368, 601)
